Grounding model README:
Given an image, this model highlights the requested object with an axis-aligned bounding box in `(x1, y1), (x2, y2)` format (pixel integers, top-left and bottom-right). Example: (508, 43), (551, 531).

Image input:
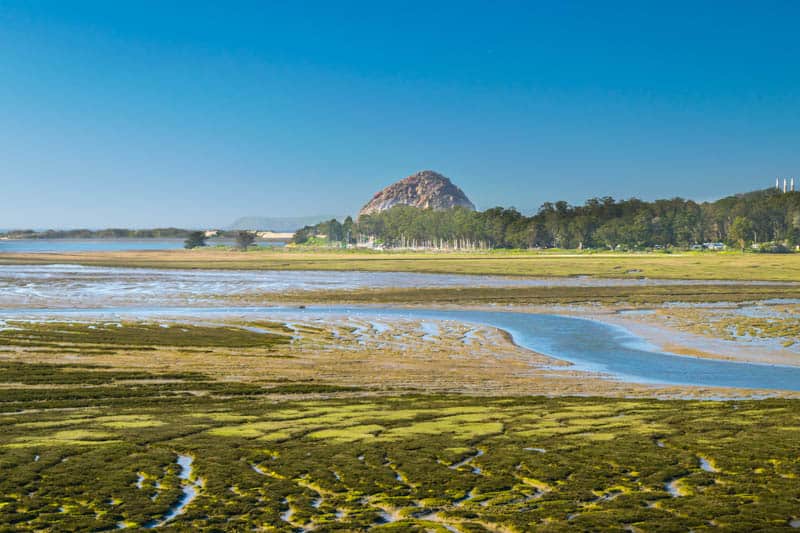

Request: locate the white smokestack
(777, 177), (781, 190)
(784, 178), (788, 193)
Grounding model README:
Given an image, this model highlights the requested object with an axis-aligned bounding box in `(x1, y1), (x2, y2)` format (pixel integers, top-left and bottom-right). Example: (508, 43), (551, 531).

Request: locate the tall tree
(183, 231), (207, 249)
(235, 231), (256, 251)
(342, 216), (355, 245)
(728, 216), (753, 252)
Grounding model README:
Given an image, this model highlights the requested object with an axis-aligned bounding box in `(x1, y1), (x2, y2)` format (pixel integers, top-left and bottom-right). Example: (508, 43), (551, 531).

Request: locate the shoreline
(589, 311), (800, 368)
(417, 302), (800, 370)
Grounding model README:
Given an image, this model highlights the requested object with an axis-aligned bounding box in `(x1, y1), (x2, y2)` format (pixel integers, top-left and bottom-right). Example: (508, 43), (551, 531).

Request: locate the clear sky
(1, 1), (798, 228)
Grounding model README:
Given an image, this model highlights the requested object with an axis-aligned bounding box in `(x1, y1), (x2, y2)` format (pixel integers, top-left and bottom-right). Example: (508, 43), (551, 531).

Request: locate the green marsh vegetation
(4, 247), (800, 281)
(0, 321), (291, 352)
(253, 283), (800, 307)
(2, 254), (800, 530)
(2, 365), (800, 532)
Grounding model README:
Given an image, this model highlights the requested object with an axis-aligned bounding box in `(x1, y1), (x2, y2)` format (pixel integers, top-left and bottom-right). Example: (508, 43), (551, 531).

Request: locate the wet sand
(593, 311), (800, 368)
(403, 301), (800, 369)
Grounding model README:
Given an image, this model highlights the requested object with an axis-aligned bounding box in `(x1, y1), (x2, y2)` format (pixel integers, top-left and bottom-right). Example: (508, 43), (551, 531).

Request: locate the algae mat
(2, 388), (800, 531)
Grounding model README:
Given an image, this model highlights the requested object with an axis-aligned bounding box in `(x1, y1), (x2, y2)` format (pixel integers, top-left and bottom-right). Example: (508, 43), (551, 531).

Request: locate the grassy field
(3, 248), (800, 281)
(2, 352), (800, 532)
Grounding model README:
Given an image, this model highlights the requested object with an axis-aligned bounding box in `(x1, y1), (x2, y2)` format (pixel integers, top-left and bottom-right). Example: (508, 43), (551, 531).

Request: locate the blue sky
(1, 1), (798, 228)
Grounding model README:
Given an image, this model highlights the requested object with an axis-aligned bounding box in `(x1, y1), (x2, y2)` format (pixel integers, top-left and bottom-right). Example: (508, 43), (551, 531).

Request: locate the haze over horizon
(1, 1), (798, 228)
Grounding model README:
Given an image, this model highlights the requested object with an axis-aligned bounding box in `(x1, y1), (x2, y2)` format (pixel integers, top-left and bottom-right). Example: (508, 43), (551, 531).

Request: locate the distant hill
(359, 170), (475, 218)
(228, 215), (338, 232)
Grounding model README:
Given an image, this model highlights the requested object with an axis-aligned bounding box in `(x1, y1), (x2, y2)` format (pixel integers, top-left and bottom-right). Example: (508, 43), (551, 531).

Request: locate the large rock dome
(358, 170), (475, 218)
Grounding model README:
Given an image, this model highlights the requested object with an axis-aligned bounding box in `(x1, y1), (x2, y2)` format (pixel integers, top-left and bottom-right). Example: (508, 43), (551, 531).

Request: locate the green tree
(183, 231), (207, 249)
(342, 216), (355, 245)
(728, 216), (753, 252)
(594, 219), (623, 249)
(325, 219), (343, 245)
(288, 188), (800, 252)
(291, 226), (314, 244)
(235, 231), (256, 251)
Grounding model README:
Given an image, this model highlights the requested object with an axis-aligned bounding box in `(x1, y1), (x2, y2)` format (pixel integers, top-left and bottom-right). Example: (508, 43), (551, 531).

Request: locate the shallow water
(1, 264), (792, 308)
(450, 449), (484, 470)
(0, 239), (284, 253)
(665, 478), (685, 497)
(144, 455), (201, 528)
(5, 304), (800, 391)
(420, 321), (440, 341)
(698, 457), (717, 473)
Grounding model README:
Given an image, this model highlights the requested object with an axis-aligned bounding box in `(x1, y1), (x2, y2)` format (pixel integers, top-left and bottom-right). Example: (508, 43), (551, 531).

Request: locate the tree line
(0, 228), (257, 241)
(1, 228), (202, 239)
(183, 231), (255, 250)
(293, 189), (800, 251)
